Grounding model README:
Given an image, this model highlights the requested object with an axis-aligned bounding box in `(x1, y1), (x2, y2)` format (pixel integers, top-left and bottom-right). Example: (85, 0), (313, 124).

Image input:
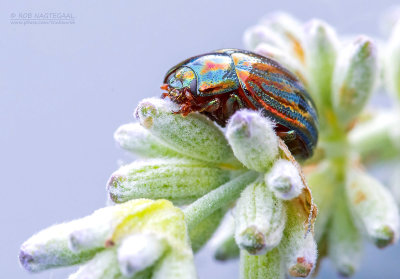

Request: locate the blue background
(1, 0), (399, 278)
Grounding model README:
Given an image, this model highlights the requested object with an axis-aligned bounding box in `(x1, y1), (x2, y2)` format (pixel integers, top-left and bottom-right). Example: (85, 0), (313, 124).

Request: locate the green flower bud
(349, 111), (400, 163)
(212, 214), (240, 261)
(240, 248), (284, 279)
(305, 19), (339, 110)
(189, 208), (226, 252)
(243, 25), (287, 50)
(266, 159), (304, 200)
(259, 12), (306, 64)
(380, 7), (400, 36)
(332, 36), (378, 127)
(117, 233), (167, 277)
(385, 20), (400, 101)
(214, 235), (240, 261)
(114, 122), (180, 158)
(390, 163), (400, 206)
(306, 162), (336, 242)
(226, 110), (279, 172)
(109, 200), (197, 279)
(152, 250), (197, 279)
(346, 169), (400, 248)
(235, 180), (286, 255)
(68, 249), (123, 279)
(328, 191), (363, 277)
(279, 203), (317, 278)
(19, 219), (100, 273)
(20, 199), (197, 278)
(135, 98), (238, 166)
(107, 158), (231, 205)
(69, 199), (154, 253)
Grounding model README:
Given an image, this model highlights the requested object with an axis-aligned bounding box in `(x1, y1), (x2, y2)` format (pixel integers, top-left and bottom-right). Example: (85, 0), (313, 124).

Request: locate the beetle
(161, 49), (318, 160)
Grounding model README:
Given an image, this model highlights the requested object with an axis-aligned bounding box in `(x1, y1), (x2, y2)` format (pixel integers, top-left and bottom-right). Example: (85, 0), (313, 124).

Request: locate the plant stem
(184, 171), (259, 230)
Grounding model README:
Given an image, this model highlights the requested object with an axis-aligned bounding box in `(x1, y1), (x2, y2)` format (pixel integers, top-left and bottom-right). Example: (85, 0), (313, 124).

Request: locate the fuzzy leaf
(385, 20), (400, 101)
(332, 36), (378, 127)
(107, 158), (231, 205)
(114, 122), (180, 158)
(305, 19), (339, 111)
(135, 98), (239, 166)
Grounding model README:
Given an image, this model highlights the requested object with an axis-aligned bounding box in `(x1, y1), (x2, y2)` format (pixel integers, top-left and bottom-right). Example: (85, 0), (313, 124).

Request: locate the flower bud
(279, 203), (317, 277)
(240, 248), (284, 279)
(380, 6), (400, 36)
(385, 20), (400, 100)
(243, 25), (286, 50)
(235, 180), (286, 255)
(152, 250), (197, 279)
(189, 208), (226, 252)
(226, 110), (279, 172)
(135, 98), (238, 165)
(109, 200), (196, 279)
(212, 214), (240, 261)
(107, 158), (231, 204)
(19, 218), (99, 273)
(346, 169), (400, 248)
(117, 233), (167, 277)
(328, 192), (363, 277)
(266, 159), (304, 200)
(306, 162), (336, 242)
(68, 249), (121, 279)
(259, 12), (306, 64)
(332, 36), (378, 126)
(114, 122), (179, 158)
(390, 163), (400, 206)
(20, 198), (196, 277)
(69, 199), (153, 253)
(349, 111), (400, 163)
(304, 19), (339, 109)
(214, 235), (239, 261)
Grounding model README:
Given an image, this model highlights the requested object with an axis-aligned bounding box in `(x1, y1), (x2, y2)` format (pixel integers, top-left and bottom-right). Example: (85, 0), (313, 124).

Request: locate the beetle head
(161, 66), (198, 102)
(167, 67), (196, 91)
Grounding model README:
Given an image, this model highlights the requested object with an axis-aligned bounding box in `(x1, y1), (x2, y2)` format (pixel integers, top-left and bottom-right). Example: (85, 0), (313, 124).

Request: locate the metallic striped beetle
(161, 49), (318, 160)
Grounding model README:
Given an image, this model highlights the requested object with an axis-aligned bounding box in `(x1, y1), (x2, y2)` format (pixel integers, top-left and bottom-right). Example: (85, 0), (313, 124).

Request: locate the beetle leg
(225, 93), (245, 116)
(199, 99), (221, 113)
(277, 130), (297, 142)
(184, 88), (194, 101)
(160, 84), (169, 91)
(177, 103), (192, 116)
